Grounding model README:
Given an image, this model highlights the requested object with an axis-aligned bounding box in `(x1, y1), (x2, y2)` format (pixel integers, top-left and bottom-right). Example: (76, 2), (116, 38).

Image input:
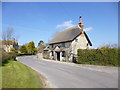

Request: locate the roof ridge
(58, 25), (78, 33)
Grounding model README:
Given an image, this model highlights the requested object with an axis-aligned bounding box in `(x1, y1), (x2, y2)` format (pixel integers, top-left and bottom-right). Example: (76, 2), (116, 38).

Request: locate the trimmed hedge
(77, 48), (119, 66)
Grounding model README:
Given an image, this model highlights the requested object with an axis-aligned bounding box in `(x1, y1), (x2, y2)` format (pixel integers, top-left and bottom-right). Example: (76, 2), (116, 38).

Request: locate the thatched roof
(48, 25), (92, 46)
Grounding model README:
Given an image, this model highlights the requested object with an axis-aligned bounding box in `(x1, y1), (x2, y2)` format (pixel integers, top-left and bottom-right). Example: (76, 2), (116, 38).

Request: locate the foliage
(27, 41), (37, 55)
(27, 41), (35, 49)
(10, 47), (15, 52)
(2, 61), (42, 88)
(99, 43), (118, 49)
(2, 50), (17, 63)
(17, 54), (32, 57)
(38, 40), (44, 47)
(100, 46), (109, 49)
(19, 45), (27, 54)
(77, 48), (118, 66)
(8, 52), (17, 60)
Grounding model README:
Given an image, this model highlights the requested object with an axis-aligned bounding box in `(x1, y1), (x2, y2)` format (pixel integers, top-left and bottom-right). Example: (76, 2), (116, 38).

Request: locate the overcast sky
(2, 2), (118, 48)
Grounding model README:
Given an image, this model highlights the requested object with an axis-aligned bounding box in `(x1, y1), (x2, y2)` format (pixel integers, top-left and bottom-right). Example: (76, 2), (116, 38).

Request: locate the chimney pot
(78, 16), (84, 32)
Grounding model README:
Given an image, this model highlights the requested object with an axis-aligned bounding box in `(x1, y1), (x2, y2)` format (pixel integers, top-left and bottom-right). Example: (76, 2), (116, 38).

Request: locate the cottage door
(56, 52), (60, 61)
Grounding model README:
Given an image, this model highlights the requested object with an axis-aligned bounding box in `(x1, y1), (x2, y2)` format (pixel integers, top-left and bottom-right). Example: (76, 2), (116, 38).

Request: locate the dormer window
(61, 43), (65, 47)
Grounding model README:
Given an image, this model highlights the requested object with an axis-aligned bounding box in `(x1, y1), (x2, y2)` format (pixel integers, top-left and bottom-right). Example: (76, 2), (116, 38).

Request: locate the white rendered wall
(71, 34), (89, 55)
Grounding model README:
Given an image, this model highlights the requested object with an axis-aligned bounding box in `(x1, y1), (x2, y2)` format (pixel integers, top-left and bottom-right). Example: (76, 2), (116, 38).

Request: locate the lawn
(2, 60), (42, 88)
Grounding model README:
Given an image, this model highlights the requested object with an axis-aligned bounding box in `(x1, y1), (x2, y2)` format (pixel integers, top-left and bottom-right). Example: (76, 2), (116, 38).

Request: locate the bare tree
(2, 27), (15, 47)
(2, 27), (14, 41)
(2, 31), (7, 41)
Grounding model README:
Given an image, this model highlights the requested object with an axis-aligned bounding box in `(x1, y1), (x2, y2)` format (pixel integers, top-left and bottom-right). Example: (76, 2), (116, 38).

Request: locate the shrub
(19, 45), (27, 54)
(77, 48), (118, 66)
(10, 47), (15, 52)
(2, 50), (17, 63)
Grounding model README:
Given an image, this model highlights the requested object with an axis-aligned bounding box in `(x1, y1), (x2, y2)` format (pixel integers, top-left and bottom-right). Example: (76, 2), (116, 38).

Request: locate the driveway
(17, 56), (118, 88)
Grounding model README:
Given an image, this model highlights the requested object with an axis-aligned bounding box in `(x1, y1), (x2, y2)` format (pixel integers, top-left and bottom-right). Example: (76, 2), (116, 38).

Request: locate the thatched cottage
(43, 16), (92, 62)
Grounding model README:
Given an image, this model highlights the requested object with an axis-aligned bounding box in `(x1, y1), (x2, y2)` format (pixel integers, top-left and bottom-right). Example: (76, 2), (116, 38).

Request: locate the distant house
(43, 16), (92, 62)
(0, 40), (18, 52)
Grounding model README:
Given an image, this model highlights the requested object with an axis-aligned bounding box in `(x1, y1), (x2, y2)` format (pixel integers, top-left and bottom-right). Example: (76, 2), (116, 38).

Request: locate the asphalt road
(17, 56), (118, 88)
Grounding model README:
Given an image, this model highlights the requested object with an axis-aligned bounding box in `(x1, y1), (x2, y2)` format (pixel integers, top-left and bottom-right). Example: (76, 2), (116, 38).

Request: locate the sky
(2, 2), (118, 48)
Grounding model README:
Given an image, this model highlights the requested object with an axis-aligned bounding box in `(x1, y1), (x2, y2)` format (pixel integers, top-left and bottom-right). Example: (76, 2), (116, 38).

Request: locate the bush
(77, 48), (118, 66)
(2, 50), (17, 63)
(19, 45), (27, 54)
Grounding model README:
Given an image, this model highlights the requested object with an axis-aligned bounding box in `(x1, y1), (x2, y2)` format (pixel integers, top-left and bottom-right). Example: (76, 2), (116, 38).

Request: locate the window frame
(51, 44), (54, 48)
(62, 51), (66, 57)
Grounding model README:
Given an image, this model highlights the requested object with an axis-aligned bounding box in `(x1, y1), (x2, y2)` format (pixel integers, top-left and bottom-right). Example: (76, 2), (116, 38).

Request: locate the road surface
(17, 56), (118, 88)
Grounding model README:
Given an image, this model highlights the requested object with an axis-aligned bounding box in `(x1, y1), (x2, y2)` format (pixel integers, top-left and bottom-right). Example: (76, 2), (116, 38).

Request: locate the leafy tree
(27, 41), (37, 54)
(37, 40), (45, 53)
(19, 45), (27, 54)
(100, 46), (109, 49)
(38, 40), (44, 46)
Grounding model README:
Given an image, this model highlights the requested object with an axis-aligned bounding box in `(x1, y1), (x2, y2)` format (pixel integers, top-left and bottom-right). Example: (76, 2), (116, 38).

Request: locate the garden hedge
(77, 48), (119, 66)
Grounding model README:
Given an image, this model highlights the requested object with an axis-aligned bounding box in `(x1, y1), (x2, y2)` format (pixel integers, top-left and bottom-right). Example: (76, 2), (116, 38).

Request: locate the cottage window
(61, 43), (65, 47)
(51, 44), (54, 48)
(62, 51), (65, 57)
(87, 43), (89, 46)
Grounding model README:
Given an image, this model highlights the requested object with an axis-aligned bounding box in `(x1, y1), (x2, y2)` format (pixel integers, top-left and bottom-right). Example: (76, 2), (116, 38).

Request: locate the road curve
(17, 56), (118, 88)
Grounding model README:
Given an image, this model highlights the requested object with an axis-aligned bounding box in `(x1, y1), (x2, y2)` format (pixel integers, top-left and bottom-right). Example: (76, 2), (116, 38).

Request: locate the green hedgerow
(77, 48), (118, 66)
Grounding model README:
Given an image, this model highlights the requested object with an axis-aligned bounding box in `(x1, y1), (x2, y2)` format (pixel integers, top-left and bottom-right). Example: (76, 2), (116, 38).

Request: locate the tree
(27, 41), (37, 54)
(37, 40), (45, 53)
(19, 45), (27, 54)
(2, 27), (14, 42)
(2, 28), (19, 52)
(38, 40), (44, 47)
(37, 44), (45, 53)
(100, 43), (118, 49)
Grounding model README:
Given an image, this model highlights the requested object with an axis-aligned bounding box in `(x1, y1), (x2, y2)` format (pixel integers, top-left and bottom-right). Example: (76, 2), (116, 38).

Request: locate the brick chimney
(78, 16), (84, 33)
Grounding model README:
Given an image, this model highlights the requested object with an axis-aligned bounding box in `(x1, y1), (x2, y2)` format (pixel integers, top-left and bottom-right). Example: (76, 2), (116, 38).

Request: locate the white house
(43, 16), (92, 62)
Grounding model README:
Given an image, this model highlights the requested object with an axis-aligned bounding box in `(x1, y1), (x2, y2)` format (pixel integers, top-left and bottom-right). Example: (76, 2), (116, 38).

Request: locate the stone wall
(37, 53), (43, 59)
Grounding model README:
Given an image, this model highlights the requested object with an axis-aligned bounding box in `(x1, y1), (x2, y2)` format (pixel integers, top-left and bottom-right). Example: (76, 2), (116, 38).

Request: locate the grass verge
(2, 60), (42, 88)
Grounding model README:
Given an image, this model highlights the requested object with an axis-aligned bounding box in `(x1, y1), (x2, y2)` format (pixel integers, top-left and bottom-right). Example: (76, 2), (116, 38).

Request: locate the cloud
(84, 27), (92, 31)
(56, 20), (74, 29)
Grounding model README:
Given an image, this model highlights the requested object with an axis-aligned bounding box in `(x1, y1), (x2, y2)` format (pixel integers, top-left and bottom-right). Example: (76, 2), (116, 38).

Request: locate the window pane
(62, 43), (65, 47)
